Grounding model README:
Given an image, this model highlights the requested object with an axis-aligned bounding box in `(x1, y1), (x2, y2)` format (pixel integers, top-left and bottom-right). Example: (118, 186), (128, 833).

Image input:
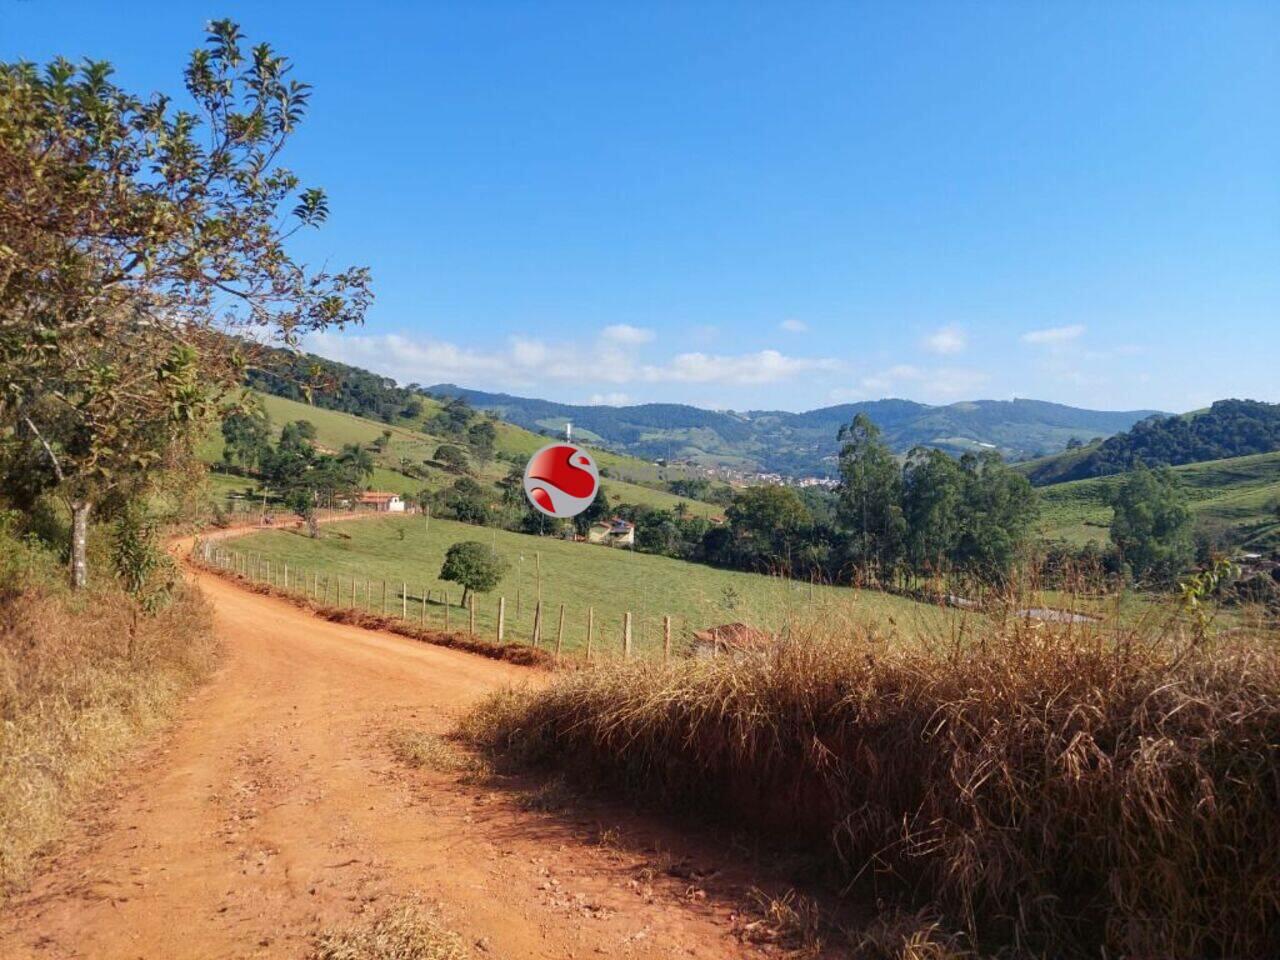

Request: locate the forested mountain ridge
(236, 348), (1160, 475)
(1020, 400), (1280, 486)
(428, 384), (1161, 475)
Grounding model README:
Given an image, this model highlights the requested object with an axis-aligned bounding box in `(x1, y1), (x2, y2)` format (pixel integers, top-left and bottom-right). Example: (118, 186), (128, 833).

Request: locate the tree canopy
(1109, 464), (1194, 584)
(439, 540), (508, 606)
(0, 21), (370, 584)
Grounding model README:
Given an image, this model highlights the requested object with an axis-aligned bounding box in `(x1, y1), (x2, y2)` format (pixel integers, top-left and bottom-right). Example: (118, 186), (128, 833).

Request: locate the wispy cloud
(855, 364), (990, 400)
(587, 392), (632, 405)
(923, 324), (967, 355)
(779, 318), (808, 333)
(600, 323), (655, 345)
(648, 350), (838, 384)
(1021, 324), (1086, 345)
(302, 329), (838, 392)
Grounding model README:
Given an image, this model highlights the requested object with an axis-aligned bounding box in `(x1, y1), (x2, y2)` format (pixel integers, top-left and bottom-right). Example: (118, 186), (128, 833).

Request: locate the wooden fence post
(497, 596), (506, 643)
(283, 563), (288, 590)
(555, 603), (565, 661)
(382, 580), (388, 616)
(421, 586), (428, 626)
(586, 607), (594, 661)
(532, 601), (543, 647)
(402, 582), (408, 619)
(469, 594), (475, 636)
(623, 611), (632, 658)
(444, 598), (450, 632)
(663, 615), (672, 661)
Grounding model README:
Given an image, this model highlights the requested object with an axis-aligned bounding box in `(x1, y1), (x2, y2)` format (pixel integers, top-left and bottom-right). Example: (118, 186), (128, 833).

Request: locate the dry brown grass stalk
(0, 535), (218, 894)
(459, 607), (1280, 958)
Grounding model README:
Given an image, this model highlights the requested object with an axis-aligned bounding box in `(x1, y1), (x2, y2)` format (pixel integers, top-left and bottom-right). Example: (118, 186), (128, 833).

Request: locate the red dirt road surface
(0, 533), (768, 959)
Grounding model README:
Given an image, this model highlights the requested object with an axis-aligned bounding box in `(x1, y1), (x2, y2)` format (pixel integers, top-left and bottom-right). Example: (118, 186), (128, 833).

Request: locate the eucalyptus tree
(0, 21), (371, 585)
(836, 413), (905, 580)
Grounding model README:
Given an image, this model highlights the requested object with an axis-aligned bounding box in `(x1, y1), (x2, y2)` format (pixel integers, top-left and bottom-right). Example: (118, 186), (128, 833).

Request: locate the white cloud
(779, 318), (808, 333)
(600, 323), (655, 345)
(588, 392), (632, 406)
(302, 331), (837, 392)
(923, 324), (967, 355)
(640, 349), (839, 385)
(857, 364), (989, 400)
(1021, 324), (1085, 345)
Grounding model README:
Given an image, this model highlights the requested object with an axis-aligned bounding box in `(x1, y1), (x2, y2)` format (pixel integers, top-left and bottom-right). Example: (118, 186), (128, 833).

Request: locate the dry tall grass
(0, 530), (218, 894)
(461, 606), (1280, 958)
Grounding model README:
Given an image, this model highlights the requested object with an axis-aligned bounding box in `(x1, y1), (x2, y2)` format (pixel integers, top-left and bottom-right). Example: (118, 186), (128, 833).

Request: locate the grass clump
(310, 902), (467, 960)
(386, 729), (484, 777)
(460, 613), (1280, 958)
(0, 526), (219, 895)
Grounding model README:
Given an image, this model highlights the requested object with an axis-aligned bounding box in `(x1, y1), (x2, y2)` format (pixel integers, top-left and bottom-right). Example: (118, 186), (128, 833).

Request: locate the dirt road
(0, 533), (763, 959)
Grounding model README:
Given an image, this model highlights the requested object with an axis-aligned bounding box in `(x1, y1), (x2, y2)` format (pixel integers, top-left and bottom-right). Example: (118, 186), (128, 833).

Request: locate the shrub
(461, 615), (1280, 958)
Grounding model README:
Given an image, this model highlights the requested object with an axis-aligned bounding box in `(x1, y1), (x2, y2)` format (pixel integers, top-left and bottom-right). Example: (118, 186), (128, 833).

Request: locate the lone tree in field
(433, 443), (469, 474)
(1109, 464), (1194, 584)
(439, 540), (508, 607)
(0, 21), (371, 587)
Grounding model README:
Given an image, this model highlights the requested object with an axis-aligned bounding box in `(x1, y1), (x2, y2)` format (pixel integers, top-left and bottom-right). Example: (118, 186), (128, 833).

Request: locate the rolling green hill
(201, 390), (723, 518)
(1039, 450), (1280, 550)
(1021, 400), (1280, 486)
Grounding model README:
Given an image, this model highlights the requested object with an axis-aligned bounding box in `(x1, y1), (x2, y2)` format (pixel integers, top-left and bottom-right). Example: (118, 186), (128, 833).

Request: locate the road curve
(0, 527), (754, 959)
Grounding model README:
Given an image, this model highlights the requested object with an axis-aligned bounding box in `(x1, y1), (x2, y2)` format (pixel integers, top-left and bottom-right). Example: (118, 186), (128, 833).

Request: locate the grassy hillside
(201, 391), (723, 517)
(229, 515), (961, 655)
(1039, 450), (1280, 549)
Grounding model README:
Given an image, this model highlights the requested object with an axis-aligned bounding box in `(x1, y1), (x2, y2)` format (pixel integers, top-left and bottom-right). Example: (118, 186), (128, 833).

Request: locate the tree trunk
(461, 585), (471, 608)
(70, 499), (91, 589)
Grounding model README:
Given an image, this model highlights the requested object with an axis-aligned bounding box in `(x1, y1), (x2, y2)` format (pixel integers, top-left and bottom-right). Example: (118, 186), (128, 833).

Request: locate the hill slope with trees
(1021, 400), (1280, 486)
(427, 384), (1160, 474)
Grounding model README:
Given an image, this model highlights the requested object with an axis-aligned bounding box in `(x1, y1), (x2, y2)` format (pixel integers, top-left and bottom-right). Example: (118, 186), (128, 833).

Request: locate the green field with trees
(227, 514), (967, 655)
(1038, 450), (1280, 552)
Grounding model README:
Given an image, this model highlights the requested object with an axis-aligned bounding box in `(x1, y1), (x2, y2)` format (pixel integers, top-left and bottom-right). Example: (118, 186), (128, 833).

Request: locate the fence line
(194, 542), (688, 663)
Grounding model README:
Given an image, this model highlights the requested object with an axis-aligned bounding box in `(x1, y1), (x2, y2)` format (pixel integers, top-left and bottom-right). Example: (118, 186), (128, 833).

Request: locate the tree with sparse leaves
(466, 419), (496, 464)
(433, 443), (469, 474)
(0, 21), (371, 586)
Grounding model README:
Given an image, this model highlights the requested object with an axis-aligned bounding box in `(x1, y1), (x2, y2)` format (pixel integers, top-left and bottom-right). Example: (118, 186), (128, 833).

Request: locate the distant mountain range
(426, 384), (1163, 476)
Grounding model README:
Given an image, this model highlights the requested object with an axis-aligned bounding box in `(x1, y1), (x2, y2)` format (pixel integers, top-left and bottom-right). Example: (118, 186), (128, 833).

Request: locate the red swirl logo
(523, 443), (600, 518)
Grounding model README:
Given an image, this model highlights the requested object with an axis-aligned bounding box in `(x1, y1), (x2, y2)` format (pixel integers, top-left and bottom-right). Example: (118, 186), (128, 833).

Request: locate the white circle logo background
(522, 443), (601, 519)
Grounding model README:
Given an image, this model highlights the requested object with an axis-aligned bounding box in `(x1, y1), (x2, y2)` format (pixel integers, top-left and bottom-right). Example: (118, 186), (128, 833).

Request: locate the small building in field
(357, 491), (406, 513)
(587, 517), (635, 548)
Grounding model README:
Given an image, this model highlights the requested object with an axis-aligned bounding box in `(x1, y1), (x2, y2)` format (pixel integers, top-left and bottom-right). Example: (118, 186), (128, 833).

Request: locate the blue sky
(4, 2), (1277, 413)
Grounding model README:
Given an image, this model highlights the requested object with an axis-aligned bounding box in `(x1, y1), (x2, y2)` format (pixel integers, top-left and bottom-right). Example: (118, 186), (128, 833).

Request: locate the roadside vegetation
(0, 22), (361, 895)
(461, 604), (1280, 959)
(0, 518), (217, 894)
